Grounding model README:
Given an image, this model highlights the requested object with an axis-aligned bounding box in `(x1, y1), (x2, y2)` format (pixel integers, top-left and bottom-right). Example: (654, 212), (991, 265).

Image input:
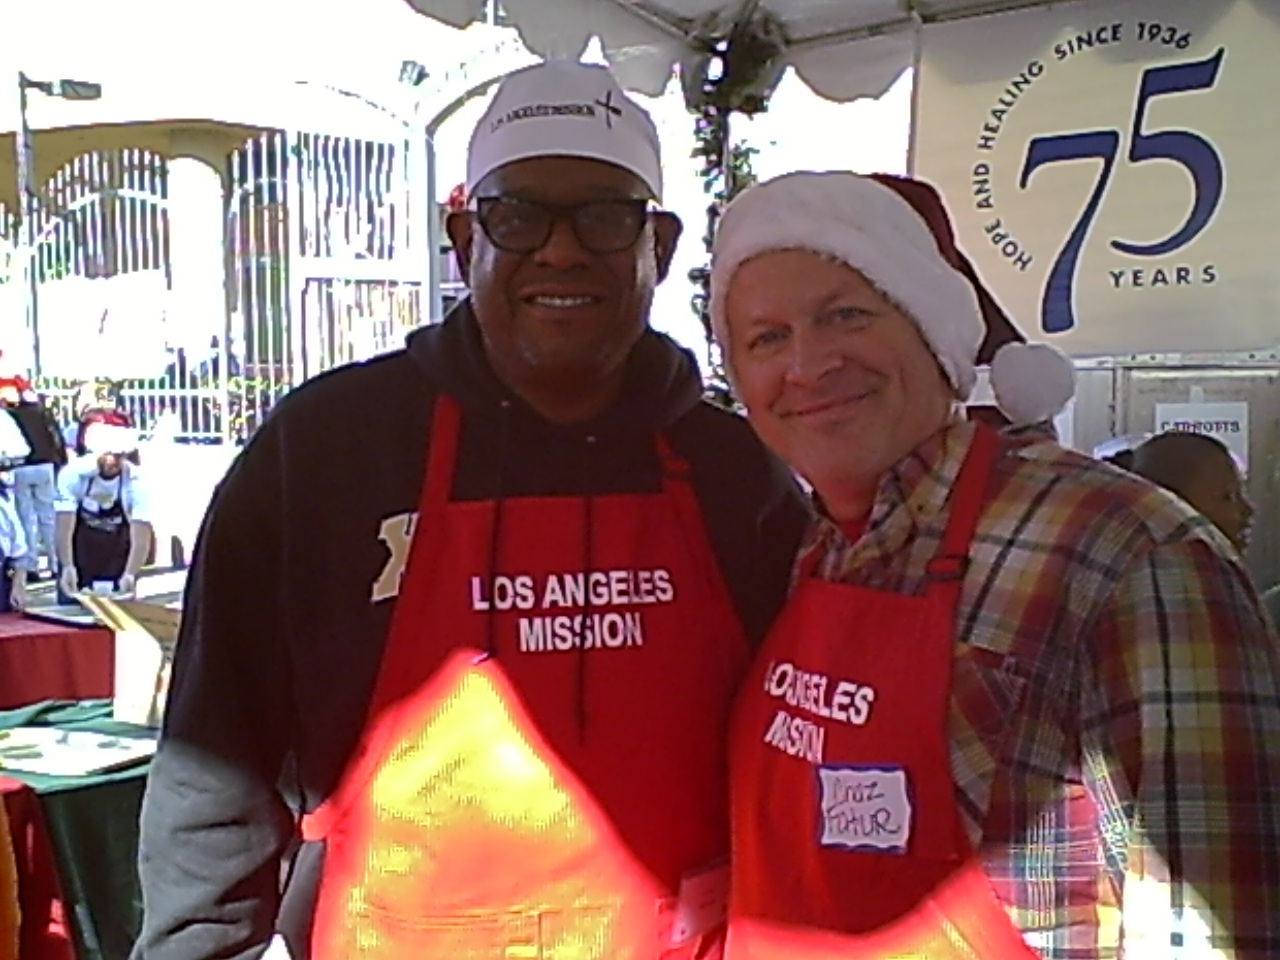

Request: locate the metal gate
(227, 122), (427, 439)
(16, 148), (192, 433)
(1, 104), (428, 443)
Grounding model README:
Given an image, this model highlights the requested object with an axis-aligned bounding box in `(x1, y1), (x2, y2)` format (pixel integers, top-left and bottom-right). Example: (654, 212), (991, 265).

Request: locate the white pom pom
(990, 342), (1076, 426)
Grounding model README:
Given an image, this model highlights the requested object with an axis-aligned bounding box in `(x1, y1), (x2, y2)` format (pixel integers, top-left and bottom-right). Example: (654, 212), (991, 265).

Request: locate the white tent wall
(399, 1), (1067, 102)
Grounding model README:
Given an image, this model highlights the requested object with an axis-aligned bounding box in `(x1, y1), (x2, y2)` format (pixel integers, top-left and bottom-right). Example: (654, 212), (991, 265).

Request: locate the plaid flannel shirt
(798, 419), (1280, 959)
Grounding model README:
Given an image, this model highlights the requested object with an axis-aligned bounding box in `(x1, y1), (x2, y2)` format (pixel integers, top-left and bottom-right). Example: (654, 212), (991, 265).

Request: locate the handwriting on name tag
(818, 766), (912, 853)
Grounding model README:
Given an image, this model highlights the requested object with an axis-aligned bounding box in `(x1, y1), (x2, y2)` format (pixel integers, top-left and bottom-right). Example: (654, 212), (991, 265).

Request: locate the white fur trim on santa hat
(710, 171), (985, 399)
(990, 342), (1076, 426)
(83, 422), (139, 455)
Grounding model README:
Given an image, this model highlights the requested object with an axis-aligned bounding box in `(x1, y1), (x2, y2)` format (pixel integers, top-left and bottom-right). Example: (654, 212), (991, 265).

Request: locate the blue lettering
(1020, 49), (1226, 333)
(1105, 264), (1217, 290)
(1053, 25), (1122, 60)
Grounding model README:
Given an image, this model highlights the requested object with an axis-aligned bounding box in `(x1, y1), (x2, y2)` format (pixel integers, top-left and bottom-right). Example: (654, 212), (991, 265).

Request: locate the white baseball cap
(467, 60), (663, 201)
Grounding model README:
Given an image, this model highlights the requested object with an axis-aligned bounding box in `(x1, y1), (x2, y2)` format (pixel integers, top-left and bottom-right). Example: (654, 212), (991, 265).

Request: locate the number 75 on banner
(1019, 48), (1226, 335)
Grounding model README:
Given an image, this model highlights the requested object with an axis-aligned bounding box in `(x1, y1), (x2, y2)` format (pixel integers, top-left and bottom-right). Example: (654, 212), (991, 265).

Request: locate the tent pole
(906, 27), (923, 175)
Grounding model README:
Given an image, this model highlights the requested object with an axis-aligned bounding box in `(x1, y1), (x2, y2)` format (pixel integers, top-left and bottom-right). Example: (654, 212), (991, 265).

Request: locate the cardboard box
(76, 571), (186, 727)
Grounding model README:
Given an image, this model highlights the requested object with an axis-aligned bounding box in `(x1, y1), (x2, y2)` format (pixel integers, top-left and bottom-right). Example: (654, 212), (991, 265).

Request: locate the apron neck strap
(424, 395), (463, 506)
(924, 423), (1000, 600)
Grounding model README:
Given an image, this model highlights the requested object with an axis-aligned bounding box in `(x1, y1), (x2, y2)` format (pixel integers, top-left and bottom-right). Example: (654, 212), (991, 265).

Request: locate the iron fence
(4, 107), (431, 444)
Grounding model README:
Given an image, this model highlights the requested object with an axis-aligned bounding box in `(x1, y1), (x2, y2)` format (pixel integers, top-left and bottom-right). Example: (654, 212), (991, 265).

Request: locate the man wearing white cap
(711, 171), (1279, 958)
(133, 61), (807, 960)
(54, 421), (153, 600)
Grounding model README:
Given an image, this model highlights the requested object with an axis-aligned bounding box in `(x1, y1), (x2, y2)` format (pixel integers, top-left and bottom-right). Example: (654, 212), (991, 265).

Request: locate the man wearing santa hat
(710, 171), (1279, 958)
(55, 421), (154, 600)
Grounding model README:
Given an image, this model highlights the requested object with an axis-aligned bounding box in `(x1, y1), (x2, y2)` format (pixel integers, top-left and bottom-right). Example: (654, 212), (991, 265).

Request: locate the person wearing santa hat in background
(710, 171), (1279, 958)
(55, 421), (154, 602)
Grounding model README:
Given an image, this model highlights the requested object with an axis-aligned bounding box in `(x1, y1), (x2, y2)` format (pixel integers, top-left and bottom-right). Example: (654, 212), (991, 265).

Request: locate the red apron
(302, 396), (747, 959)
(726, 426), (1037, 959)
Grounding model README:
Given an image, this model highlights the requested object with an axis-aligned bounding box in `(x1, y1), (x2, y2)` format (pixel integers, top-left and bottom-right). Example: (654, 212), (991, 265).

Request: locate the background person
(709, 170), (1280, 958)
(55, 422), (154, 600)
(0, 379), (68, 579)
(133, 60), (808, 960)
(1130, 430), (1253, 554)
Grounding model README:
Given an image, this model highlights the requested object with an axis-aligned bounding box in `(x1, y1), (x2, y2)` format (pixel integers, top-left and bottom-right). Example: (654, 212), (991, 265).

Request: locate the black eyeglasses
(473, 196), (650, 254)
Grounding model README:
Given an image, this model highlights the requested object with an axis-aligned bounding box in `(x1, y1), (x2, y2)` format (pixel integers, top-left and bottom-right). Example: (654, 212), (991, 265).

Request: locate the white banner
(915, 0), (1280, 357)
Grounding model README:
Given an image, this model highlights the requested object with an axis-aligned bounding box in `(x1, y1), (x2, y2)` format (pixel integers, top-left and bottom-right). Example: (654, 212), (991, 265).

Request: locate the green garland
(685, 25), (781, 410)
(690, 125), (755, 410)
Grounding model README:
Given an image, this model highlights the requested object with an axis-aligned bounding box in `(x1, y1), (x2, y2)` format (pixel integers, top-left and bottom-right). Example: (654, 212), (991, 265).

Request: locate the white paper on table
(0, 727), (156, 777)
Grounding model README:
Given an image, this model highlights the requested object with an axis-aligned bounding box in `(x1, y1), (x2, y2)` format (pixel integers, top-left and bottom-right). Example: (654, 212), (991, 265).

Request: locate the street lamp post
(14, 72), (102, 377)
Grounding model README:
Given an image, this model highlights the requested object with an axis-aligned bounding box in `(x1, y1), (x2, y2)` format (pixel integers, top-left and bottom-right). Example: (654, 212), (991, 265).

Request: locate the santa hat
(467, 60), (663, 201)
(82, 422), (139, 455)
(709, 171), (1075, 427)
(0, 353), (33, 404)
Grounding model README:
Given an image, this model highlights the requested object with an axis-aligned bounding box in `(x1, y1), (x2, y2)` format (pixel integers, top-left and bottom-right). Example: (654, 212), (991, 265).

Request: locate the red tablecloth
(0, 616), (113, 711)
(0, 777), (74, 960)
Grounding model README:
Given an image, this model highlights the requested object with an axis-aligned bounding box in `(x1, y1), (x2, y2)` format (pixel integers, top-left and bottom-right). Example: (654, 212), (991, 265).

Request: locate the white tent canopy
(401, 0), (1066, 103)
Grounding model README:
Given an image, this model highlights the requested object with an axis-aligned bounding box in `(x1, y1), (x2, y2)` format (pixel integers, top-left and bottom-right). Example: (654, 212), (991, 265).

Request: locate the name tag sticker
(666, 861), (728, 948)
(817, 765), (912, 854)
